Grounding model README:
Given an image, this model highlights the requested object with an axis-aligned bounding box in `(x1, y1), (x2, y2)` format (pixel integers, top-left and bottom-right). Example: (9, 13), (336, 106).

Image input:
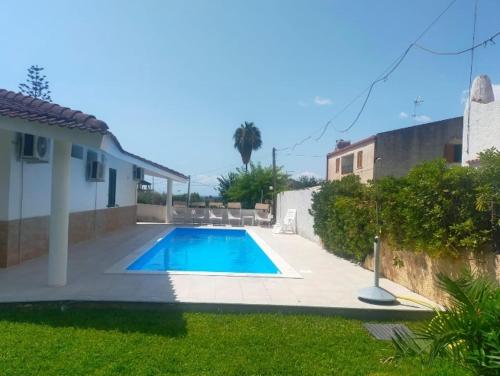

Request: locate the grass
(0, 306), (470, 376)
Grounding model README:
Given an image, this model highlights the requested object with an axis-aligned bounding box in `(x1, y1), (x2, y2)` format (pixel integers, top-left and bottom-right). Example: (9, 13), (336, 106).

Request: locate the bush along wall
(310, 149), (500, 262)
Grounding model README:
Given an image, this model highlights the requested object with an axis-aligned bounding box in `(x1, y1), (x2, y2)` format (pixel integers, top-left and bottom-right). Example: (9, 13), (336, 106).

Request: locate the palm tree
(233, 122), (262, 171)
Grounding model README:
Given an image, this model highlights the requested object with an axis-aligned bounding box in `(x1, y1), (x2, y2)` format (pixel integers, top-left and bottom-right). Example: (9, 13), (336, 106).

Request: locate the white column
(48, 139), (71, 286)
(166, 178), (173, 223)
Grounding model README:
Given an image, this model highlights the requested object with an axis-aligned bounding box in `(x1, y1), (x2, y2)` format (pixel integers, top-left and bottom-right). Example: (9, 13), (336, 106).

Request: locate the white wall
(0, 129), (13, 220)
(462, 76), (500, 165)
(277, 187), (320, 244)
(3, 129), (138, 221)
(463, 100), (500, 164)
(69, 152), (137, 213)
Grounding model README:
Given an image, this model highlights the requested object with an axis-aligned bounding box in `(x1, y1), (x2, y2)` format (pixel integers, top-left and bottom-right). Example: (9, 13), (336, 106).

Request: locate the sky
(1, 0), (499, 195)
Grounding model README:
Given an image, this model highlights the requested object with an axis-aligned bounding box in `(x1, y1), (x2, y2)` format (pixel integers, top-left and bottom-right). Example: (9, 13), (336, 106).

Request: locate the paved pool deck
(0, 224), (437, 319)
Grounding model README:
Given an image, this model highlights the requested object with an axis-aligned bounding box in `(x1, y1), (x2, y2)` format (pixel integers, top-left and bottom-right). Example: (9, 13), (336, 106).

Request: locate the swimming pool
(127, 227), (281, 274)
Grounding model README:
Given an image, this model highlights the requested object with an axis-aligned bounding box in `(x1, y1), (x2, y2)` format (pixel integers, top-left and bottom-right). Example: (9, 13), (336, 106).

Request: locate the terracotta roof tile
(0, 88), (187, 180)
(0, 89), (108, 133)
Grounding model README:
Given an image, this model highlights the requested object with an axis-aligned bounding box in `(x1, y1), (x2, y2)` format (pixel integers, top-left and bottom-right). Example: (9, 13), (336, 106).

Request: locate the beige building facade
(326, 137), (375, 183)
(326, 117), (463, 183)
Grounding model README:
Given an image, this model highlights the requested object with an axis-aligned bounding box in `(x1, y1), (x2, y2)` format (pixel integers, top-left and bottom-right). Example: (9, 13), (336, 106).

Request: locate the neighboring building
(462, 74), (500, 166)
(0, 89), (187, 277)
(326, 117), (463, 182)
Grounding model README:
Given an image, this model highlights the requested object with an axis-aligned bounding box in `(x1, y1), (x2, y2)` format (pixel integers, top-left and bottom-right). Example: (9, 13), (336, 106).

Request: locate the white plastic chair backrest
(255, 203), (270, 211)
(284, 209), (296, 223)
(227, 202), (241, 209)
(209, 208), (222, 218)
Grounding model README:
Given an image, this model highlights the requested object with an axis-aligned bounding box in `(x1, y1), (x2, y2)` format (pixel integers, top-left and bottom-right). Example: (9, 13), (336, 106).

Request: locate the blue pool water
(127, 228), (281, 274)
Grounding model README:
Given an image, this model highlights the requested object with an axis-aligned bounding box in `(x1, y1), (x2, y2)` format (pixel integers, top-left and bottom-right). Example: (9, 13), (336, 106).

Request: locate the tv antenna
(412, 96), (424, 124)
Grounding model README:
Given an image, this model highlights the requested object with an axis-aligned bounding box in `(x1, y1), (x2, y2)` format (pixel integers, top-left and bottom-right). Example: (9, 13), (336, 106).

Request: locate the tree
(216, 172), (238, 203)
(233, 121), (262, 171)
(287, 175), (323, 190)
(19, 65), (52, 101)
(218, 164), (288, 209)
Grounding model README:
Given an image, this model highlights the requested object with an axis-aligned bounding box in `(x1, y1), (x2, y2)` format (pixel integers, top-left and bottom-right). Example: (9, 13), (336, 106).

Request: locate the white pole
(166, 178), (173, 223)
(48, 139), (71, 286)
(373, 235), (380, 287)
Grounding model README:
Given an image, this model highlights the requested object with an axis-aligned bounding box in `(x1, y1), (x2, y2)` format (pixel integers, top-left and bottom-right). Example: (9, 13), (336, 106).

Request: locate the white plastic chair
(254, 203), (273, 226)
(281, 209), (297, 234)
(209, 208), (224, 225)
(172, 204), (187, 223)
(227, 202), (242, 226)
(190, 202), (206, 224)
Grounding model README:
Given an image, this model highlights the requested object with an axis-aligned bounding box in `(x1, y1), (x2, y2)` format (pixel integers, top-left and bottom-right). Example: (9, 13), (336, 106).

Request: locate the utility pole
(272, 147), (277, 224)
(186, 175), (191, 207)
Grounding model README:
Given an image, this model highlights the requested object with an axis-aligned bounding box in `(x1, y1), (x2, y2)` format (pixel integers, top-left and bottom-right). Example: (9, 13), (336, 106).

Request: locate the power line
(466, 0), (479, 154)
(414, 31), (499, 55)
(276, 0), (458, 151)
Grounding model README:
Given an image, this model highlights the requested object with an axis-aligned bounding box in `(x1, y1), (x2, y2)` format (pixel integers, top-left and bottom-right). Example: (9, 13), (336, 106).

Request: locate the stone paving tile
(0, 224), (436, 314)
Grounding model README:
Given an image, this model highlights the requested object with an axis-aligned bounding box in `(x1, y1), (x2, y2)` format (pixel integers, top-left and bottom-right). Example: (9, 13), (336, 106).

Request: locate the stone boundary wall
(137, 203), (166, 222)
(363, 240), (500, 304)
(0, 205), (136, 268)
(138, 204), (263, 225)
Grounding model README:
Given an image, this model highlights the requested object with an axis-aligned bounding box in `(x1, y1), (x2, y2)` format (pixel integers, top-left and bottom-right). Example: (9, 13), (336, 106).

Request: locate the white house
(462, 74), (500, 165)
(0, 89), (187, 285)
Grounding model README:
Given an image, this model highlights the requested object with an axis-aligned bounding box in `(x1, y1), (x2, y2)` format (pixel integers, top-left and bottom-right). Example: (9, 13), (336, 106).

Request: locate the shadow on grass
(0, 302), (187, 338)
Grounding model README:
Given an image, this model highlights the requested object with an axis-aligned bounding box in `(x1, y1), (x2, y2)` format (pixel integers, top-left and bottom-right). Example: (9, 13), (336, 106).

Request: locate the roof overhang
(0, 115), (103, 149)
(100, 134), (188, 182)
(0, 115), (188, 184)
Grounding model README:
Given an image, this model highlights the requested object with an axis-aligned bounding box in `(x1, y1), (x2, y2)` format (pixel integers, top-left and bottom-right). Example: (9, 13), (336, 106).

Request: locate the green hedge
(310, 149), (500, 261)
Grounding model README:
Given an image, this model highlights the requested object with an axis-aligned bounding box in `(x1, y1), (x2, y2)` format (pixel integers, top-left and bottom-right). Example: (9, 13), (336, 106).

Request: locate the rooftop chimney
(335, 139), (351, 150)
(470, 75), (495, 104)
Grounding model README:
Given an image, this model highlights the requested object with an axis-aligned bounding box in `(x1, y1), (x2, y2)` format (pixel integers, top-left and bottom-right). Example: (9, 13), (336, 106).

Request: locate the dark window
(335, 158), (340, 173)
(453, 144), (462, 163)
(71, 145), (84, 159)
(23, 134), (34, 156)
(341, 154), (354, 175)
(107, 168), (117, 207)
(357, 151), (363, 169)
(444, 144), (462, 163)
(87, 150), (98, 162)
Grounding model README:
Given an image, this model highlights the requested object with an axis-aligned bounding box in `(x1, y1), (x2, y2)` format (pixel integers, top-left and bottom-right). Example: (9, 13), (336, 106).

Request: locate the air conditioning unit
(86, 160), (105, 182)
(132, 165), (144, 181)
(19, 133), (51, 163)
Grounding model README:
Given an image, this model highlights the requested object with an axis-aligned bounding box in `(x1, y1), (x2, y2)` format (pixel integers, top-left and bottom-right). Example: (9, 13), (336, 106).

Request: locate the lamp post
(358, 156), (396, 304)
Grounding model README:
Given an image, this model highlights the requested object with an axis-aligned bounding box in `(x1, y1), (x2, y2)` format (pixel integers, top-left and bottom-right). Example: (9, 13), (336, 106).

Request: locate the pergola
(0, 89), (187, 286)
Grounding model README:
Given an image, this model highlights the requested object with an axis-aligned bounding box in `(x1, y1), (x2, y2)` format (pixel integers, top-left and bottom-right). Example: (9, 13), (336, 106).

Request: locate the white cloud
(414, 114), (432, 123)
(398, 111), (431, 123)
(313, 96), (332, 106)
(493, 84), (500, 99)
(461, 89), (470, 105)
(297, 100), (308, 107)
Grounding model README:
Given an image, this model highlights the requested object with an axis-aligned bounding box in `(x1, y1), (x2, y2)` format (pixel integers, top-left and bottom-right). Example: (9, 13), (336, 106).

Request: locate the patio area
(0, 224), (436, 319)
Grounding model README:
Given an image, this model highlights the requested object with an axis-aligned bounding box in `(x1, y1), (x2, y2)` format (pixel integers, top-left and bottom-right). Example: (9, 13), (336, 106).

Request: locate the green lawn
(0, 306), (469, 375)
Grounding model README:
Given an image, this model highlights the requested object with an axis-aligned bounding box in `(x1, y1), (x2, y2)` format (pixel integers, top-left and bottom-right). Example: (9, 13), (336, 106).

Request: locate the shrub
(380, 160), (491, 256)
(311, 154), (499, 261)
(310, 175), (376, 261)
(393, 270), (500, 375)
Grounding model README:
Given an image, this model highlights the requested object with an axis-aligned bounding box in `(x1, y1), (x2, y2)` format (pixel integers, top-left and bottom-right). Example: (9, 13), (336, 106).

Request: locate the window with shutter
(335, 158), (340, 173)
(444, 144), (462, 163)
(357, 151), (363, 169)
(444, 144), (454, 163)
